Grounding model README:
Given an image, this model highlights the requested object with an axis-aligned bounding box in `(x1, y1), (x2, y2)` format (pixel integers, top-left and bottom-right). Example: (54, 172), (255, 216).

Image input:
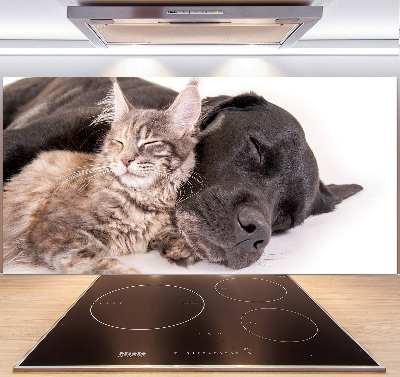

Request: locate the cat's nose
(122, 159), (133, 167)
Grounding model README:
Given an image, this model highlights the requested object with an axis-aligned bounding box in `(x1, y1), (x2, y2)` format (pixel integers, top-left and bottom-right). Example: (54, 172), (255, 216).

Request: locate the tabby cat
(3, 80), (201, 274)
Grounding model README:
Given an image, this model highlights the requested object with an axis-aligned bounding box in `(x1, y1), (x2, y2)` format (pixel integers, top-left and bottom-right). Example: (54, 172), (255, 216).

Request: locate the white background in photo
(3, 77), (397, 274)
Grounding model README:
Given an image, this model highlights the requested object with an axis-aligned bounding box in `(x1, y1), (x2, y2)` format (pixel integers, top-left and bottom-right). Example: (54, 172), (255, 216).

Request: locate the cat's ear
(166, 85), (201, 138)
(111, 78), (132, 122)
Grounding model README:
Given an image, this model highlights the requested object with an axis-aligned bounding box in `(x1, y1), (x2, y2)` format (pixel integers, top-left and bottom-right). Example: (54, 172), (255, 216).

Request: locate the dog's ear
(200, 93), (267, 130)
(311, 181), (363, 215)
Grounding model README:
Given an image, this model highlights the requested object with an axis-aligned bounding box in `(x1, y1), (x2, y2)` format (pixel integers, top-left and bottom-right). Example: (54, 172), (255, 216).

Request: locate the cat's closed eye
(141, 140), (164, 149)
(141, 140), (171, 158)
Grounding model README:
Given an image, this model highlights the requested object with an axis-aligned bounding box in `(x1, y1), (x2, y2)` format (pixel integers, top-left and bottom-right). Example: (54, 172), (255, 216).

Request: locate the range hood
(67, 5), (322, 48)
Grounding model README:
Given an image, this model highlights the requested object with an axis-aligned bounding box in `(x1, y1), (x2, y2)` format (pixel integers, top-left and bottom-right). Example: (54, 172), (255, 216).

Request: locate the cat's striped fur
(3, 80), (201, 274)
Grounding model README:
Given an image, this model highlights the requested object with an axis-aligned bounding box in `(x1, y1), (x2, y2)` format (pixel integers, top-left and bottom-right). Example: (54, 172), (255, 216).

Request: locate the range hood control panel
(167, 10), (223, 15)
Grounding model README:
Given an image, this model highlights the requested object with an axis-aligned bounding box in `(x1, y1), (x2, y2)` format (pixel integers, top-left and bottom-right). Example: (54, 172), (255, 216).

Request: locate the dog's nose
(234, 206), (271, 253)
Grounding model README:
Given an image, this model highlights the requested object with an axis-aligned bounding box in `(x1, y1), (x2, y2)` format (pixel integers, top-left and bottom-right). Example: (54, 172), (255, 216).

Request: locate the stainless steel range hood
(67, 5), (322, 48)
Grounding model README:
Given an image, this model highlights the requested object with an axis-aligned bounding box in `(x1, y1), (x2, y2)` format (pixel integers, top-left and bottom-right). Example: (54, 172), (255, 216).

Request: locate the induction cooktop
(14, 275), (384, 372)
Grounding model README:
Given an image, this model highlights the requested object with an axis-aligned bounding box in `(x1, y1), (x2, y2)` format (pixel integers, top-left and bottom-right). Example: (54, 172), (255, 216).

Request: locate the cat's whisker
(149, 168), (206, 188)
(90, 89), (116, 127)
(137, 166), (205, 188)
(50, 166), (112, 196)
(55, 163), (112, 183)
(75, 168), (114, 193)
(76, 116), (100, 134)
(155, 171), (188, 184)
(80, 129), (106, 148)
(175, 172), (207, 204)
(53, 165), (111, 190)
(72, 169), (112, 193)
(76, 181), (89, 193)
(190, 172), (205, 184)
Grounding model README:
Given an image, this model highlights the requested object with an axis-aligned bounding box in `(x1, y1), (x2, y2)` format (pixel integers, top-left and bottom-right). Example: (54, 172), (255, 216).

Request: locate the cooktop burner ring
(89, 284), (205, 331)
(215, 277), (287, 302)
(241, 307), (319, 343)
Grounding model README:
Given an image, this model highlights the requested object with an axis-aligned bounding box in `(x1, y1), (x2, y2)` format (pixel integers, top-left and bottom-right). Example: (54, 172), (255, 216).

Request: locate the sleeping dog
(3, 77), (362, 269)
(175, 93), (362, 269)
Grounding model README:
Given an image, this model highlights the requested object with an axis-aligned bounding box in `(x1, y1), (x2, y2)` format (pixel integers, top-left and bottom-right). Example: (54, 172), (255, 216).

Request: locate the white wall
(0, 55), (399, 78)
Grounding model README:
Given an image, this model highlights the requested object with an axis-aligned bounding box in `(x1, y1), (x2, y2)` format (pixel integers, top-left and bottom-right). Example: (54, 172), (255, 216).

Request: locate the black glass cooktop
(15, 275), (384, 372)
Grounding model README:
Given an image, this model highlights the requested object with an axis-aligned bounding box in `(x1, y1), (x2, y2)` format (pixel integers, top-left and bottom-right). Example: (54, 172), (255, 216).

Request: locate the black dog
(175, 93), (362, 269)
(3, 77), (362, 269)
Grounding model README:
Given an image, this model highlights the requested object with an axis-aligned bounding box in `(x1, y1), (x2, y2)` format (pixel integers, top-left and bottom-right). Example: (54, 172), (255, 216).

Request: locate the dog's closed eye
(250, 137), (262, 163)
